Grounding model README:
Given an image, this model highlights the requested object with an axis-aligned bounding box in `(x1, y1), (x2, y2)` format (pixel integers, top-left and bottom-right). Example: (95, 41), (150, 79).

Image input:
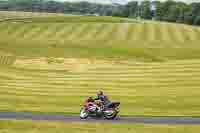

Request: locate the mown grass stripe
(0, 56), (15, 66)
(24, 23), (46, 39)
(52, 23), (69, 38)
(1, 74), (200, 83)
(92, 23), (107, 39)
(146, 23), (156, 42)
(193, 27), (200, 40)
(62, 24), (81, 40)
(105, 24), (120, 43)
(2, 73), (200, 81)
(154, 23), (163, 42)
(39, 23), (57, 39)
(1, 84), (200, 94)
(5, 23), (23, 36)
(1, 78), (200, 86)
(81, 23), (102, 41)
(1, 89), (197, 98)
(134, 23), (145, 41)
(4, 68), (200, 76)
(165, 24), (180, 48)
(7, 64), (200, 70)
(45, 23), (64, 39)
(160, 23), (169, 42)
(66, 23), (86, 40)
(4, 23), (20, 35)
(95, 23), (114, 41)
(180, 25), (192, 42)
(74, 23), (93, 40)
(1, 84), (199, 93)
(116, 23), (129, 41)
(55, 24), (74, 39)
(0, 22), (8, 30)
(13, 23), (32, 38)
(172, 24), (185, 43)
(25, 24), (46, 39)
(126, 23), (135, 41)
(190, 27), (199, 41)
(1, 73), (200, 81)
(18, 24), (36, 38)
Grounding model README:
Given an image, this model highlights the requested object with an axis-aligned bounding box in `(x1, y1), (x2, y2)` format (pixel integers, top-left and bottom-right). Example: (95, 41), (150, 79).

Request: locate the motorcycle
(80, 100), (120, 120)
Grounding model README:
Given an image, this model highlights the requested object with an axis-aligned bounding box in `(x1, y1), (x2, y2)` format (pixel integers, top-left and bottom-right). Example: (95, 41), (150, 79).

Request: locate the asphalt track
(1, 112), (200, 125)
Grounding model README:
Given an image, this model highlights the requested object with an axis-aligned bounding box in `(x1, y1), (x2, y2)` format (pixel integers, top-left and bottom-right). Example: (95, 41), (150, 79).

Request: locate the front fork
(115, 107), (120, 113)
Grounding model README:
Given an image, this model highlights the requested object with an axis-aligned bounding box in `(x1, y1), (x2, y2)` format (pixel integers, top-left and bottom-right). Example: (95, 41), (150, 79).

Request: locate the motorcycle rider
(80, 91), (120, 119)
(94, 90), (111, 110)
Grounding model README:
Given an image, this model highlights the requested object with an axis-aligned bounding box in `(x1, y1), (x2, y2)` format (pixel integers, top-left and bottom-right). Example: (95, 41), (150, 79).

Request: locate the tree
(139, 1), (152, 19)
(194, 16), (200, 25)
(166, 2), (188, 23)
(154, 1), (163, 20)
(1, 0), (200, 26)
(124, 1), (138, 18)
(183, 11), (195, 24)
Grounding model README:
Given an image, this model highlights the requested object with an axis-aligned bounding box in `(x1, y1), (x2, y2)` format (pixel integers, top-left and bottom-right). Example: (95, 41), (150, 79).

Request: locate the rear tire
(104, 110), (118, 120)
(80, 108), (89, 119)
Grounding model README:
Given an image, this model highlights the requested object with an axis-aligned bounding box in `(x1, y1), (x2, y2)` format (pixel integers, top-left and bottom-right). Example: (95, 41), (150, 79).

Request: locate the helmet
(88, 96), (93, 100)
(97, 90), (103, 96)
(86, 97), (94, 102)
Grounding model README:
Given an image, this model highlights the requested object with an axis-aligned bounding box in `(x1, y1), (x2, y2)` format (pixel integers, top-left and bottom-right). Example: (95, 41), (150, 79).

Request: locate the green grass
(0, 56), (15, 66)
(0, 12), (200, 117)
(0, 18), (200, 61)
(0, 59), (200, 116)
(11, 16), (134, 23)
(1, 120), (200, 133)
(0, 11), (65, 20)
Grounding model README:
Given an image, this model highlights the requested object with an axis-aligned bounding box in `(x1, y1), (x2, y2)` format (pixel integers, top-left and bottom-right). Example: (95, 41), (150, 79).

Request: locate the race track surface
(0, 112), (200, 125)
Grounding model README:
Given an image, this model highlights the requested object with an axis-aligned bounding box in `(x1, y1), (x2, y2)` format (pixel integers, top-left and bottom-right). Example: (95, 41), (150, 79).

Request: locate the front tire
(80, 108), (89, 119)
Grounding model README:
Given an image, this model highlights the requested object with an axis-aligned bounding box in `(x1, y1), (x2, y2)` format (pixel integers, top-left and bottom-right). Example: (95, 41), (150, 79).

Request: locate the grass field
(0, 19), (199, 60)
(0, 12), (200, 117)
(0, 11), (65, 20)
(1, 120), (200, 133)
(1, 59), (200, 116)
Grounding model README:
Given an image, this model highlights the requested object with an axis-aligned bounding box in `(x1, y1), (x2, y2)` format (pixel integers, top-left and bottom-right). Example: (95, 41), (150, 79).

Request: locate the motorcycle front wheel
(80, 108), (89, 119)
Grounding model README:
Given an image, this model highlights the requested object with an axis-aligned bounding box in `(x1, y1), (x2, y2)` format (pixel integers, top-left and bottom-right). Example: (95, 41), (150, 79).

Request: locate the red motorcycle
(80, 99), (120, 120)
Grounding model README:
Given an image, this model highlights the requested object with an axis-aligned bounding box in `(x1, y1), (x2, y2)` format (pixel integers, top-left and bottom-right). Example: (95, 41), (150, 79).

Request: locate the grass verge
(0, 120), (200, 133)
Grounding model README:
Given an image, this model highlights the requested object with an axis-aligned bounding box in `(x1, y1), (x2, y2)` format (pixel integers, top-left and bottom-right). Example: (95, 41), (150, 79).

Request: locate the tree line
(0, 0), (200, 25)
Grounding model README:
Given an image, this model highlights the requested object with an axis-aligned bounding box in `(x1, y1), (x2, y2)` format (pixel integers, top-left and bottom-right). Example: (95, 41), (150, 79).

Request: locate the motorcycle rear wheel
(104, 110), (118, 120)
